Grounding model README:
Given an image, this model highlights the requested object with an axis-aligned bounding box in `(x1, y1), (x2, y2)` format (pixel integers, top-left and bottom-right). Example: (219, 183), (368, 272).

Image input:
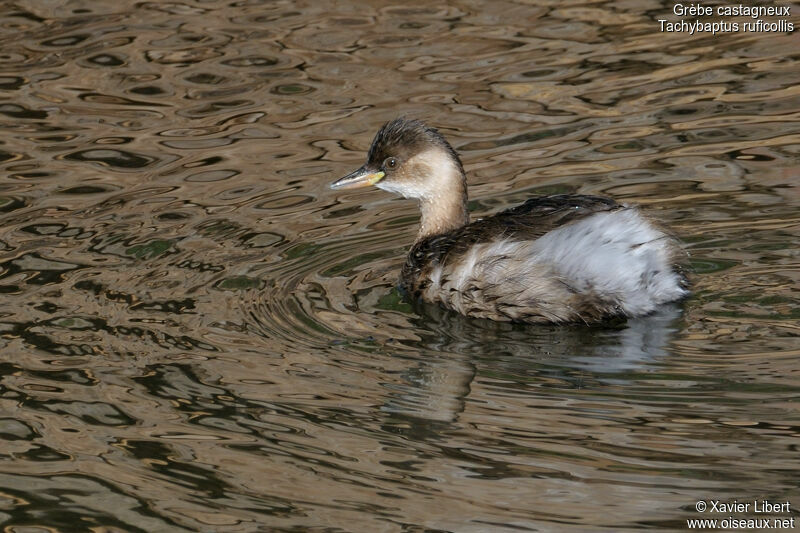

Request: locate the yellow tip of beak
(330, 168), (385, 190)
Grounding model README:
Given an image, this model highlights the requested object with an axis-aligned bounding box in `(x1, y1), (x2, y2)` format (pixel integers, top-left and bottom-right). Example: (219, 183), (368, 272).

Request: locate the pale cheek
(376, 151), (458, 200)
(376, 178), (422, 198)
(377, 170), (427, 198)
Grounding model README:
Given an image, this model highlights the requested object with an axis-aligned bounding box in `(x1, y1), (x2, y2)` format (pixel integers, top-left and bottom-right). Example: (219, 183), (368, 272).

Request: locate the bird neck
(416, 181), (469, 242)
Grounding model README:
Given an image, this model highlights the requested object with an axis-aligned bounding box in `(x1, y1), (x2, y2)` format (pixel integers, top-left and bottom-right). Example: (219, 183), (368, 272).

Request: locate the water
(1, 1), (799, 531)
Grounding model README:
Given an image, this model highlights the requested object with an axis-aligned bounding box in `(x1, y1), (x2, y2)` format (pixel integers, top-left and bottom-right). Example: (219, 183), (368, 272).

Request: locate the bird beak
(330, 166), (385, 190)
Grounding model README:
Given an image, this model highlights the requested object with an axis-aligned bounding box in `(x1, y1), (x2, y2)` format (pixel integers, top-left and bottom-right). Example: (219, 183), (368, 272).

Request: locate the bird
(330, 118), (688, 324)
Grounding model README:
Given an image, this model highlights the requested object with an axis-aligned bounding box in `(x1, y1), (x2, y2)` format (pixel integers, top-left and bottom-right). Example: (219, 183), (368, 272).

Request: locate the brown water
(1, 1), (799, 531)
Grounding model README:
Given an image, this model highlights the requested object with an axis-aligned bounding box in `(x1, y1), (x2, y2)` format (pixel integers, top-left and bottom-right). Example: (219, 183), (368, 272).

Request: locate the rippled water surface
(1, 1), (799, 531)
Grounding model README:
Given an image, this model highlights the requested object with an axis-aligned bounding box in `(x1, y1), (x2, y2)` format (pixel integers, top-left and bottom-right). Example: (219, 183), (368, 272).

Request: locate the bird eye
(384, 157), (397, 170)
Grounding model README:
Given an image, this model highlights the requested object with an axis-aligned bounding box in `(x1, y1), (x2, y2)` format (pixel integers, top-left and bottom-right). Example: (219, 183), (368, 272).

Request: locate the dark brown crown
(366, 118), (464, 174)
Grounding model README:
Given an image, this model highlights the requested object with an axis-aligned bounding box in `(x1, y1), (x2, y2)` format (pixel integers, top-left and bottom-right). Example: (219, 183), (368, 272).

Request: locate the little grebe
(330, 118), (688, 323)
